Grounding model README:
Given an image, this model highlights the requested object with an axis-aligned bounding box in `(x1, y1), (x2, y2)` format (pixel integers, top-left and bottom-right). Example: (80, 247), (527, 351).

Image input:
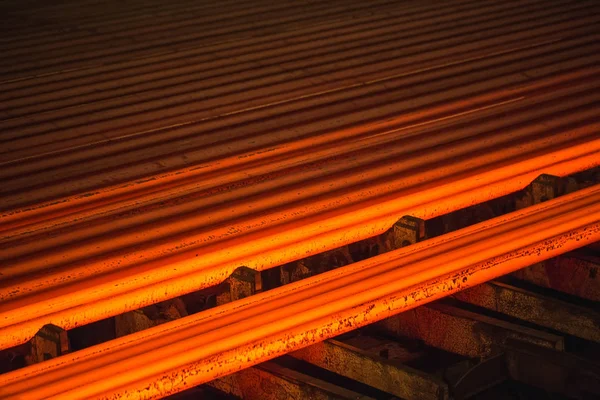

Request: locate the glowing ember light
(0, 184), (598, 399)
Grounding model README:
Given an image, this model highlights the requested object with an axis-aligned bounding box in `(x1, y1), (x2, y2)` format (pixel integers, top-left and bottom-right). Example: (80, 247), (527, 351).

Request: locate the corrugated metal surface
(1, 0), (599, 348)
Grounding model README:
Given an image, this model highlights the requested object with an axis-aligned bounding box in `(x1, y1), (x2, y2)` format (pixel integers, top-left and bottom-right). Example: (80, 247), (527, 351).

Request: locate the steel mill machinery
(0, 0), (599, 399)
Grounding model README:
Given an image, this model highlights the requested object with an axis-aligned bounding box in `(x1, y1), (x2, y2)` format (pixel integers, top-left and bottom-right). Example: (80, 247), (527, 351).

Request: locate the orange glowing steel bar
(1, 121), (599, 349)
(1, 0), (600, 353)
(1, 184), (598, 400)
(0, 138), (598, 350)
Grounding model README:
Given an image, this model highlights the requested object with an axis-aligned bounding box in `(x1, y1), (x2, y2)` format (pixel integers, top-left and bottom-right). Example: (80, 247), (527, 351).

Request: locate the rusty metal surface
(512, 254), (600, 302)
(444, 353), (509, 399)
(210, 361), (375, 400)
(0, 185), (598, 399)
(291, 339), (449, 400)
(454, 280), (600, 342)
(379, 301), (566, 356)
(1, 0), (600, 350)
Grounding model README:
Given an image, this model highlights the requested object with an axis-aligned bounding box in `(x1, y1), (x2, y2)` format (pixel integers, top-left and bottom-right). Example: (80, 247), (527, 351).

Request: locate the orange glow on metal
(1, 131), (599, 350)
(0, 140), (598, 350)
(0, 184), (598, 399)
(2, 4), (600, 350)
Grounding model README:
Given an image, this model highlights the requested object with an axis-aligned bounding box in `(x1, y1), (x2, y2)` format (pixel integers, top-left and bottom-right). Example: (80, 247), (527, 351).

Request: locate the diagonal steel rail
(1, 184), (598, 399)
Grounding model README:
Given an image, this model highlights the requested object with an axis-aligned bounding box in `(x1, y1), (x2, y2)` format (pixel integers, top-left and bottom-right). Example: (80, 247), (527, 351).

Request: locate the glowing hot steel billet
(1, 185), (598, 399)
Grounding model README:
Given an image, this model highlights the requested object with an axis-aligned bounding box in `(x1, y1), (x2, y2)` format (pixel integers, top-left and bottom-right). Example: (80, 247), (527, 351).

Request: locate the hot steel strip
(2, 66), (600, 350)
(1, 132), (598, 350)
(1, 0), (599, 351)
(0, 184), (598, 400)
